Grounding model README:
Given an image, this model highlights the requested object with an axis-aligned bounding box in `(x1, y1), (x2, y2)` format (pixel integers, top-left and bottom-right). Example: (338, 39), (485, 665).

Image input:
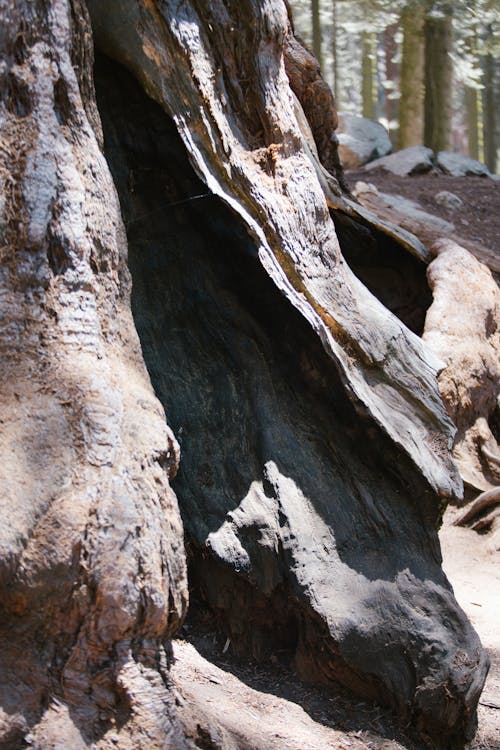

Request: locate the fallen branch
(454, 487), (500, 527)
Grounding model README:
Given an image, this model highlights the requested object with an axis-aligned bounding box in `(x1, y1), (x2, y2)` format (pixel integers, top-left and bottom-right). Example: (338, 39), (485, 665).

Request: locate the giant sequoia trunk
(0, 1), (489, 748)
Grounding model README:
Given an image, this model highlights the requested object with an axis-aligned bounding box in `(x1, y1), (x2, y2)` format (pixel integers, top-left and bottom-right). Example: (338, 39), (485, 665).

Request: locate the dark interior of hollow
(94, 52), (444, 667)
(332, 212), (432, 336)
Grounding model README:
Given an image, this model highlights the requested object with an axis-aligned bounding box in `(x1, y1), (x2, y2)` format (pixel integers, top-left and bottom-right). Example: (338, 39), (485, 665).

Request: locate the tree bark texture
(465, 85), (481, 162)
(423, 239), (500, 494)
(424, 7), (453, 153)
(310, 0), (323, 71)
(482, 45), (497, 173)
(399, 2), (424, 149)
(0, 1), (188, 747)
(361, 31), (376, 121)
(0, 0), (490, 747)
(383, 23), (399, 141)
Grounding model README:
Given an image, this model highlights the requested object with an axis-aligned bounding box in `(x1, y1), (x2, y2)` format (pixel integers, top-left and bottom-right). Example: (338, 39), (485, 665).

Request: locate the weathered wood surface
(88, 0), (460, 502)
(88, 1), (488, 745)
(423, 239), (500, 495)
(0, 0), (491, 747)
(0, 1), (188, 747)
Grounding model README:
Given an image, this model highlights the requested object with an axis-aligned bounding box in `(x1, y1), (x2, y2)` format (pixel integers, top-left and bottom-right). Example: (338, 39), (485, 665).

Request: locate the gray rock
(437, 151), (490, 177)
(365, 145), (434, 176)
(434, 190), (464, 211)
(337, 113), (392, 168)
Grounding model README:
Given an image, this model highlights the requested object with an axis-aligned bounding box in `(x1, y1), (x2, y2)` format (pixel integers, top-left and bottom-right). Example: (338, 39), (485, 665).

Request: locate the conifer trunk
(361, 31), (376, 120)
(483, 41), (497, 172)
(311, 0), (323, 70)
(424, 5), (453, 153)
(399, 1), (424, 148)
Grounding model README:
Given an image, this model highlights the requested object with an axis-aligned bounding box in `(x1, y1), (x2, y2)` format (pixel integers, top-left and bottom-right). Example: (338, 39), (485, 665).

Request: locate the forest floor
(172, 171), (500, 750)
(345, 169), (500, 260)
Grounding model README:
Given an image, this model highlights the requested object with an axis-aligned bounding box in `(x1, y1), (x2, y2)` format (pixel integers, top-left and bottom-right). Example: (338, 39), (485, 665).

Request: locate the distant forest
(289, 0), (500, 171)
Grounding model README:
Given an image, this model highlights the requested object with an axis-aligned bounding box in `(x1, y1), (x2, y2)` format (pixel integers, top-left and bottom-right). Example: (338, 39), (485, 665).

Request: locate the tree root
(481, 444), (500, 468)
(454, 486), (500, 528)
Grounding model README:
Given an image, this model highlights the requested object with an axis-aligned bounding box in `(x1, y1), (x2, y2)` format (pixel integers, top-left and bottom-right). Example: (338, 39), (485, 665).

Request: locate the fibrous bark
(0, 1), (188, 747)
(88, 0), (488, 745)
(423, 239), (500, 495)
(424, 5), (453, 153)
(399, 1), (424, 149)
(0, 0), (491, 747)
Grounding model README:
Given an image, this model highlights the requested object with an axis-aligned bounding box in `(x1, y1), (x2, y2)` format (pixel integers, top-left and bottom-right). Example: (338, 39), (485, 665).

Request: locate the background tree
(311, 0), (324, 69)
(289, 0), (499, 170)
(399, 1), (425, 147)
(424, 1), (453, 153)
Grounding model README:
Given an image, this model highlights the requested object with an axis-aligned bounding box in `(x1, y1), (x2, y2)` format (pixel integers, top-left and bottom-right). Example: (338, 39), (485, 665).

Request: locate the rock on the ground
(434, 190), (464, 211)
(437, 151), (491, 177)
(423, 239), (500, 493)
(365, 145), (434, 176)
(337, 113), (392, 168)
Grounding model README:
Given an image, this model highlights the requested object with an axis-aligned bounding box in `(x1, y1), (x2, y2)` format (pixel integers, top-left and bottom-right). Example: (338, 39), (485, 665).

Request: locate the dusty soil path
(440, 509), (500, 750)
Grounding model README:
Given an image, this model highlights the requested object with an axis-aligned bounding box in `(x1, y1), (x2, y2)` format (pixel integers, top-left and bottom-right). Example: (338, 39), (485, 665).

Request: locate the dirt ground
(345, 169), (500, 257)
(172, 171), (499, 750)
(441, 509), (500, 750)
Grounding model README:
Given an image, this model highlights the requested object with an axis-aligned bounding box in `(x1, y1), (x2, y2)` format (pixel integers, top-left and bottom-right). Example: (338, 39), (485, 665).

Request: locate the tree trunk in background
(332, 0), (339, 103)
(424, 5), (453, 153)
(464, 26), (483, 163)
(384, 22), (399, 145)
(465, 85), (482, 161)
(483, 38), (497, 173)
(361, 31), (376, 120)
(311, 0), (323, 71)
(399, 2), (424, 148)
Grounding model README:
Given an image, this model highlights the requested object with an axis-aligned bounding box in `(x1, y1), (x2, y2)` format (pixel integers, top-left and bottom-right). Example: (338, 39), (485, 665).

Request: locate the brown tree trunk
(384, 22), (399, 144)
(0, 1), (188, 747)
(0, 0), (490, 747)
(424, 4), (453, 153)
(311, 0), (323, 71)
(332, 0), (339, 103)
(465, 85), (482, 161)
(361, 31), (376, 120)
(483, 38), (497, 172)
(399, 1), (425, 148)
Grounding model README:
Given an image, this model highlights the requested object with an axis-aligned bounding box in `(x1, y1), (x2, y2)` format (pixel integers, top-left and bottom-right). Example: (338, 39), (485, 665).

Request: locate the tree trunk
(483, 39), (497, 172)
(0, 0), (489, 747)
(464, 25), (483, 162)
(424, 5), (453, 153)
(332, 0), (339, 103)
(399, 1), (425, 148)
(384, 22), (399, 144)
(311, 0), (323, 71)
(361, 31), (376, 120)
(465, 85), (482, 161)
